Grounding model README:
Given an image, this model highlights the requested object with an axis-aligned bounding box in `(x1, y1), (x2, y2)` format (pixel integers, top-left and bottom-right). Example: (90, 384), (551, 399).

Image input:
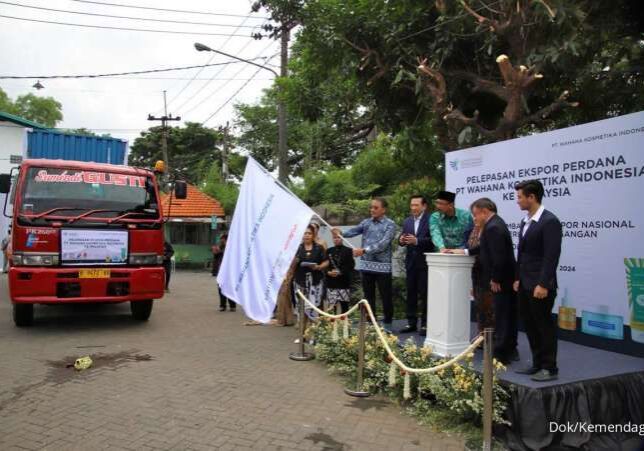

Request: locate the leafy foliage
(59, 128), (113, 138)
(129, 122), (223, 184)
(202, 162), (240, 215)
(235, 0), (644, 216)
(254, 0), (643, 151)
(0, 87), (63, 127)
(309, 318), (511, 427)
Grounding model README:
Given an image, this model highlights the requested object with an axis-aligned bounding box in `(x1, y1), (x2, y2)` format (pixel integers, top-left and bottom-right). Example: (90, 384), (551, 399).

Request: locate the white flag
(218, 158), (313, 323)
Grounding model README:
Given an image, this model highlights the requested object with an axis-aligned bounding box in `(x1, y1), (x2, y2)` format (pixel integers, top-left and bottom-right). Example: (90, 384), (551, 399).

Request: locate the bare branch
(448, 70), (509, 101)
(444, 109), (496, 138)
(459, 0), (498, 29)
(519, 90), (579, 126)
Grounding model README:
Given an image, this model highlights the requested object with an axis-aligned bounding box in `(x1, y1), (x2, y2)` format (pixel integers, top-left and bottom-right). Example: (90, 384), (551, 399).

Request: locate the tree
(202, 162), (239, 215)
(234, 41), (376, 176)
(57, 128), (112, 138)
(129, 122), (223, 184)
(0, 87), (63, 127)
(239, 0), (642, 218)
(257, 0), (643, 151)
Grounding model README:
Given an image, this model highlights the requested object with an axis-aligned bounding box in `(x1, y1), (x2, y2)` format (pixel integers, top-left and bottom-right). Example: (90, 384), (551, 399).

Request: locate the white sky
(0, 0), (279, 142)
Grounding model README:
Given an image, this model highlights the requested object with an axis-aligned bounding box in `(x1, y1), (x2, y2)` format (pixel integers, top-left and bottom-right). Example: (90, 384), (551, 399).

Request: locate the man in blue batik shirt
(341, 197), (396, 330)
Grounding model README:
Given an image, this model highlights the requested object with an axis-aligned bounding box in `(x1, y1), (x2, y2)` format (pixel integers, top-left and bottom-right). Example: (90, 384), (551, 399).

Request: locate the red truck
(0, 159), (185, 327)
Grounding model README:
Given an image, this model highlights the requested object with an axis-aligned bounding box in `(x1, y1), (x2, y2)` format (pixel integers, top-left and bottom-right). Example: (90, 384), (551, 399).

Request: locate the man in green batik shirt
(430, 190), (473, 251)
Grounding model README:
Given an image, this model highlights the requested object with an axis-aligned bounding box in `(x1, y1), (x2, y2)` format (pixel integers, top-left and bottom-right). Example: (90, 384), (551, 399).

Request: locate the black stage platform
(393, 320), (644, 450)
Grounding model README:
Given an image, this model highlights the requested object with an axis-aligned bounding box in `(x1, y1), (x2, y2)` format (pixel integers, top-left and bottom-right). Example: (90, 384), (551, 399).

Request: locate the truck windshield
(19, 167), (159, 221)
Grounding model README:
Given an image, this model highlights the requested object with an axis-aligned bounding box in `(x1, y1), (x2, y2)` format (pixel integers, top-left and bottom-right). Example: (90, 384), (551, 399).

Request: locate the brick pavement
(0, 271), (464, 451)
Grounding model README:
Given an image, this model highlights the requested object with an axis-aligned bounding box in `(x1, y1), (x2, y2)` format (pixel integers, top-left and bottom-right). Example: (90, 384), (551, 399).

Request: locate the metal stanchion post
(289, 295), (314, 361)
(482, 328), (494, 451)
(345, 303), (370, 397)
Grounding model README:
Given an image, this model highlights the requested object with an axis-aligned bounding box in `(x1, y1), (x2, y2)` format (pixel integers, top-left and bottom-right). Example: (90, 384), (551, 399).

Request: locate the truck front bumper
(8, 266), (165, 304)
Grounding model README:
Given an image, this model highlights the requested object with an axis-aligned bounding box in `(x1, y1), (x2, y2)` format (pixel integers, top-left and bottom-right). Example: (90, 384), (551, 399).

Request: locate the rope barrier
(294, 289), (495, 446)
(295, 289), (484, 375)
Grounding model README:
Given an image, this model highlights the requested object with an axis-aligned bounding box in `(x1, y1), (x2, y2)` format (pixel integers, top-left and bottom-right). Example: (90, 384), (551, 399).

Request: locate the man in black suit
(398, 195), (433, 336)
(451, 198), (519, 363)
(514, 179), (562, 382)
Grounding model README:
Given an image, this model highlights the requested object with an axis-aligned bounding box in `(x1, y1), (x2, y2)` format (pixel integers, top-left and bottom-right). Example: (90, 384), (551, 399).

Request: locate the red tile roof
(160, 184), (225, 218)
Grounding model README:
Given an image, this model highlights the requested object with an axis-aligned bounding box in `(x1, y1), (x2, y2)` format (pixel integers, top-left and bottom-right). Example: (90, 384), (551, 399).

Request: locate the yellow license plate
(79, 269), (111, 279)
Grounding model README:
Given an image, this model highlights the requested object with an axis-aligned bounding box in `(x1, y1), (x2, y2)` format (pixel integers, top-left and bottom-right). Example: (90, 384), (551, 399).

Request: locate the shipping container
(27, 130), (128, 165)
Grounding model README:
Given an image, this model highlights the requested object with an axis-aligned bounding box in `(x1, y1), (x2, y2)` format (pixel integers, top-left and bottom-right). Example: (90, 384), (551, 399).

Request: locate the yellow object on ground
(74, 356), (93, 371)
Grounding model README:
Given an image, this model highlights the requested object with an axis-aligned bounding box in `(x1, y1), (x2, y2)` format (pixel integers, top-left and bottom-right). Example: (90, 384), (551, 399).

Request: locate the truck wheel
(131, 300), (153, 321)
(13, 304), (34, 327)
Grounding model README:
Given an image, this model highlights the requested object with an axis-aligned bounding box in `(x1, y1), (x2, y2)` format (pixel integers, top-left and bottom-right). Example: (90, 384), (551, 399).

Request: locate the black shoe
(515, 365), (540, 375)
(230, 307), (236, 312)
(531, 369), (558, 382)
(219, 307), (226, 312)
(419, 327), (427, 337)
(398, 324), (417, 334)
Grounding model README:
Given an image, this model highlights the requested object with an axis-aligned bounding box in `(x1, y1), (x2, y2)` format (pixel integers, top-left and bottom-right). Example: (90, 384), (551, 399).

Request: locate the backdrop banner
(446, 111), (644, 344)
(218, 158), (314, 323)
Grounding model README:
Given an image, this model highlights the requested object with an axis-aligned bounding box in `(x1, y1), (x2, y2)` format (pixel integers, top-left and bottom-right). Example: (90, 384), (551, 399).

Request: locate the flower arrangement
(308, 318), (511, 426)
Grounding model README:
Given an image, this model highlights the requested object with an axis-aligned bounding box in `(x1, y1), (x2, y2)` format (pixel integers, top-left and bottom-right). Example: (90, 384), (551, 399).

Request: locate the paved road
(0, 271), (464, 451)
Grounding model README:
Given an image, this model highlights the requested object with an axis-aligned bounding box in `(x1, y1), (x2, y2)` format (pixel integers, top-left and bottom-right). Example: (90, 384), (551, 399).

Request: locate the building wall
(172, 244), (214, 268)
(0, 121), (27, 174)
(165, 222), (222, 269)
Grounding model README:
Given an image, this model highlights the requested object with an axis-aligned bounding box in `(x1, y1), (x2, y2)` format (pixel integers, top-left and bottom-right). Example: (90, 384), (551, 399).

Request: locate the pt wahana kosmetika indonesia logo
(449, 160), (459, 171)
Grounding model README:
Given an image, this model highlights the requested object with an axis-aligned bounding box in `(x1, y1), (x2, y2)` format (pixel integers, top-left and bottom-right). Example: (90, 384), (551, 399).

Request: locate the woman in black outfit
(213, 234), (236, 312)
(326, 228), (355, 313)
(293, 225), (328, 327)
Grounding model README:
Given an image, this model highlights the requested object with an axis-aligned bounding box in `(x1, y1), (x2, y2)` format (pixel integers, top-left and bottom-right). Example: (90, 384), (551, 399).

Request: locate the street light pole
(277, 29), (289, 184)
(194, 41), (289, 183)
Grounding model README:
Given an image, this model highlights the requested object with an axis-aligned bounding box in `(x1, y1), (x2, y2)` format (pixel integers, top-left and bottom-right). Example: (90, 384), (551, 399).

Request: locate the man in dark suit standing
(514, 180), (562, 382)
(398, 195), (433, 336)
(450, 198), (519, 363)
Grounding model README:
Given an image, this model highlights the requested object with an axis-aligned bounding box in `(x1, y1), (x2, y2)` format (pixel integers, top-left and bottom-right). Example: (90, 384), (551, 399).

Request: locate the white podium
(424, 253), (475, 356)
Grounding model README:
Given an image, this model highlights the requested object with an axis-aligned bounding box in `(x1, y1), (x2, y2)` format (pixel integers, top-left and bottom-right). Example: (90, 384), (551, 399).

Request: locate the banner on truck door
(61, 229), (128, 265)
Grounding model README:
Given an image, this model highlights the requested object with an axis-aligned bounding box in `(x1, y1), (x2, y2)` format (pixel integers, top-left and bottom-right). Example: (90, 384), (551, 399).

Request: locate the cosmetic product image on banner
(625, 258), (644, 344)
(581, 304), (624, 340)
(558, 287), (577, 331)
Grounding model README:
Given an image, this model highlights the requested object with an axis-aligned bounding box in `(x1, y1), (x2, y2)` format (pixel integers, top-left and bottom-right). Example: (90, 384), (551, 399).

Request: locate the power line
(164, 15), (255, 112)
(0, 13), (254, 37)
(0, 1), (259, 28)
(69, 0), (268, 19)
(201, 65), (268, 125)
(0, 59), (271, 80)
(1, 77), (274, 82)
(182, 45), (278, 117)
(172, 39), (260, 114)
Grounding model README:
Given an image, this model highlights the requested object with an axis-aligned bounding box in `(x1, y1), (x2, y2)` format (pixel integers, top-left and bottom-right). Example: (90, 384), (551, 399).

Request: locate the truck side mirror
(0, 174), (11, 194)
(174, 180), (187, 200)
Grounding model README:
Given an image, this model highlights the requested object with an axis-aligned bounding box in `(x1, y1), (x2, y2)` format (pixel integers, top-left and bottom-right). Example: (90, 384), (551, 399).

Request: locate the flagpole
(249, 158), (357, 249)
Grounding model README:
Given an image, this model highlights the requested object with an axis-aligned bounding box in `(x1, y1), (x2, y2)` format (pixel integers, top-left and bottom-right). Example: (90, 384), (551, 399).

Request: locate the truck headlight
(129, 253), (162, 265)
(13, 253), (59, 266)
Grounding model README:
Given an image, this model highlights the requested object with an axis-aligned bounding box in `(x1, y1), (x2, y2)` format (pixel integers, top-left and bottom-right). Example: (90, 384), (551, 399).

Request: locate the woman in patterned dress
(293, 225), (328, 329)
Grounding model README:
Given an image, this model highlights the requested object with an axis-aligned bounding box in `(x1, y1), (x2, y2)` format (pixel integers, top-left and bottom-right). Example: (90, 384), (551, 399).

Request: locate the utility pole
(148, 90), (181, 185)
(219, 121), (230, 181)
(277, 27), (290, 183)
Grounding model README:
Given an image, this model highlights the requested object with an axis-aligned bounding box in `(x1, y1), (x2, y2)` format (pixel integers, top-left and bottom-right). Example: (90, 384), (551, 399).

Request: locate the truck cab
(0, 159), (182, 326)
